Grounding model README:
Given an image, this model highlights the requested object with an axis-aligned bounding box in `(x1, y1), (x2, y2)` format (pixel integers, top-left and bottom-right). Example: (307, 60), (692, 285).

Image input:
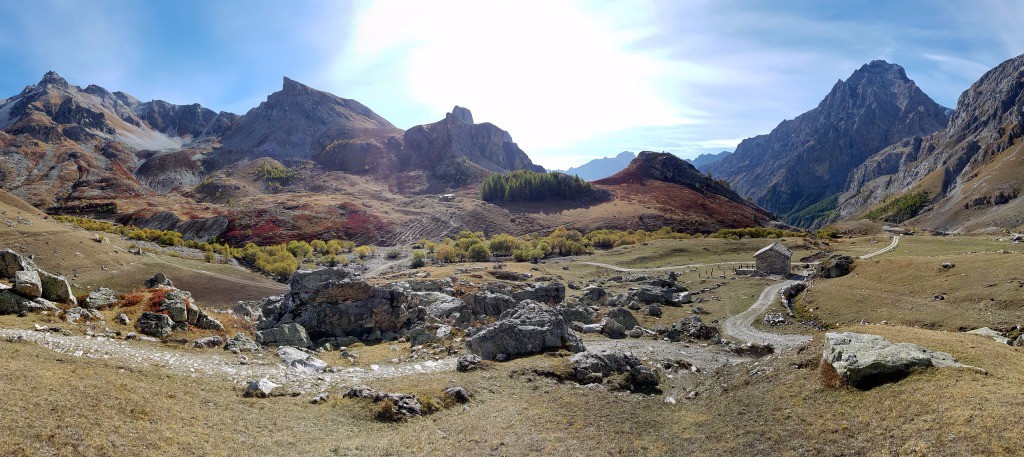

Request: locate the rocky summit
(707, 60), (951, 227)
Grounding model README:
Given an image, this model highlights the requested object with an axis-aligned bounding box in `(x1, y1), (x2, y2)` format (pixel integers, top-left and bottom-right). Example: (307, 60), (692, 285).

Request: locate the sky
(0, 0), (1022, 170)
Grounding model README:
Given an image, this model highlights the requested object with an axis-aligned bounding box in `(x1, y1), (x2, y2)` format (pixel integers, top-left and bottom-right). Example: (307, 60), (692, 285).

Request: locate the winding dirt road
(721, 279), (811, 350)
(859, 236), (900, 259)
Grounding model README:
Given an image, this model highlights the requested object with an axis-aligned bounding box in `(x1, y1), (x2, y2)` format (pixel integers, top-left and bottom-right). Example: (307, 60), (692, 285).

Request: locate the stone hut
(753, 242), (792, 276)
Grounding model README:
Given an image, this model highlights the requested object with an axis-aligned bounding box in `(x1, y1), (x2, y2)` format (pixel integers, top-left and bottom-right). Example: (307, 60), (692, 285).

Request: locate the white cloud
(922, 53), (992, 81)
(342, 0), (699, 151)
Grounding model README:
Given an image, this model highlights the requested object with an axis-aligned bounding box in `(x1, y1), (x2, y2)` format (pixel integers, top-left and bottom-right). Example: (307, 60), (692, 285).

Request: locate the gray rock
(444, 386), (472, 403)
(224, 333), (262, 353)
(0, 249), (35, 279)
(0, 290), (32, 314)
(146, 272), (174, 288)
(965, 327), (1011, 345)
(626, 327), (644, 338)
(310, 392), (330, 404)
(256, 322), (312, 348)
(137, 312), (174, 338)
(38, 270), (76, 305)
(510, 281), (565, 305)
(192, 335), (224, 348)
(408, 325), (438, 346)
(818, 255), (854, 278)
(26, 298), (59, 313)
(194, 311), (224, 331)
(647, 304), (662, 317)
(464, 290), (518, 318)
(456, 354), (484, 372)
(578, 285), (607, 306)
(764, 312), (788, 326)
(568, 349), (661, 392)
(466, 301), (584, 360)
(243, 378), (279, 398)
(280, 270), (416, 341)
(822, 332), (977, 389)
(343, 386), (422, 418)
(571, 322), (603, 334)
(675, 316), (719, 341)
(277, 346), (328, 372)
(673, 291), (693, 305)
(14, 270), (42, 299)
(83, 287), (118, 309)
(633, 286), (674, 305)
(600, 318), (626, 339)
(160, 289), (192, 323)
(605, 307), (639, 329)
(116, 313), (130, 325)
(557, 304), (595, 325)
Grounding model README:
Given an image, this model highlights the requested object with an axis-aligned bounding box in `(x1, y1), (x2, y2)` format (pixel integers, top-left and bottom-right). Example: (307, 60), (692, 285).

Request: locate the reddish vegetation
(222, 201), (391, 245)
(595, 180), (770, 232)
(118, 292), (145, 308)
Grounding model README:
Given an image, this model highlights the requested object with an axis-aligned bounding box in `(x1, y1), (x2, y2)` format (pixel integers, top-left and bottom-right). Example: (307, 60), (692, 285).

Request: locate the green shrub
(434, 244), (460, 263)
(466, 243), (491, 262)
(355, 246), (375, 259)
(386, 249), (402, 260)
(410, 250), (427, 268)
(481, 170), (603, 202)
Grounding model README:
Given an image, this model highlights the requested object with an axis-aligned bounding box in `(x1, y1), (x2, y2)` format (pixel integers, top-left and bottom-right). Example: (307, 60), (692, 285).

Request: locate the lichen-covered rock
(466, 301), (584, 360)
(14, 270), (42, 299)
(256, 322), (312, 348)
(38, 270), (76, 305)
(146, 272), (174, 288)
(137, 312), (173, 338)
(510, 281), (565, 305)
(817, 255), (854, 278)
(675, 316), (719, 341)
(577, 285), (607, 306)
(192, 335), (224, 348)
(456, 354), (483, 372)
(0, 290), (32, 314)
(83, 287), (118, 309)
(463, 290), (517, 317)
(276, 346), (327, 372)
(0, 249), (35, 279)
(605, 308), (639, 330)
(822, 332), (974, 389)
(568, 349), (661, 392)
(224, 333), (262, 353)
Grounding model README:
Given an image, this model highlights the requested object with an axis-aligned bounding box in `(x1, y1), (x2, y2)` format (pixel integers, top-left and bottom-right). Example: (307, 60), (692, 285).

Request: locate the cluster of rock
(568, 349), (661, 393)
(343, 385), (472, 421)
(252, 267), (585, 361)
(0, 249), (76, 315)
(821, 332), (982, 389)
(136, 274), (224, 338)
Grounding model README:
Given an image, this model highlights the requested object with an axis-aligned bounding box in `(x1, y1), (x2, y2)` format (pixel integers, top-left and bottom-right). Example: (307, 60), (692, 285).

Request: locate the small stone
(243, 378), (279, 398)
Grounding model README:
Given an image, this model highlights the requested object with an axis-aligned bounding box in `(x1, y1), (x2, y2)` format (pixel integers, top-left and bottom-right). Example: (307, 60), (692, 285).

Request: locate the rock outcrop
(466, 301), (584, 360)
(821, 332), (979, 389)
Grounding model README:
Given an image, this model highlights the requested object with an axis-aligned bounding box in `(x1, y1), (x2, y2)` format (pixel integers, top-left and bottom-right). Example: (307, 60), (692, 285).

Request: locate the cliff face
(707, 61), (950, 227)
(834, 54), (1024, 231)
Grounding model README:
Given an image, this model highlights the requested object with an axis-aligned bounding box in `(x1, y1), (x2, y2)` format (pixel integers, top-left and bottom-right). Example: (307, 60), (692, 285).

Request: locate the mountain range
(0, 72), (773, 243)
(561, 151), (636, 181)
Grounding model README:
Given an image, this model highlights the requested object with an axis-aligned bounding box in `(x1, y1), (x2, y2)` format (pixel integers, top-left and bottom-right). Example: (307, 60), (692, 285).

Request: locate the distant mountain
(833, 53), (1024, 231)
(0, 71), (237, 205)
(592, 152), (774, 232)
(562, 151), (635, 181)
(689, 151), (731, 171)
(707, 61), (950, 227)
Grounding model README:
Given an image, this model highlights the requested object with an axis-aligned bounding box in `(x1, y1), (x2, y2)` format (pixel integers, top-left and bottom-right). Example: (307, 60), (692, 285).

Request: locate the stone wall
(755, 250), (790, 276)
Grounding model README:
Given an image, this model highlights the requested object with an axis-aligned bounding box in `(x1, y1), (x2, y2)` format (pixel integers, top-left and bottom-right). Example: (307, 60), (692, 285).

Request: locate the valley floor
(1, 229), (1023, 455)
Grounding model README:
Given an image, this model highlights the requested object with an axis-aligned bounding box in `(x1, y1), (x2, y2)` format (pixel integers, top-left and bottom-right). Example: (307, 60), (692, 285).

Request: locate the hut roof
(754, 242), (792, 258)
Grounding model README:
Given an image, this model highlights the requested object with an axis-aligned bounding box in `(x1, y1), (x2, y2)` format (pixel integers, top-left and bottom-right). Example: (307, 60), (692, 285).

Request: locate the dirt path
(0, 327), (454, 391)
(146, 253), (290, 292)
(577, 260), (746, 273)
(721, 279), (812, 351)
(859, 236), (899, 259)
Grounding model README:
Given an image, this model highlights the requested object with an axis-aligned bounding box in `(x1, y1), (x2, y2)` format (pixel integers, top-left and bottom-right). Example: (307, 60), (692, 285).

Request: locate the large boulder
(577, 285), (607, 306)
(83, 287), (118, 309)
(256, 322), (313, 348)
(136, 312), (174, 338)
(38, 270), (76, 305)
(275, 268), (416, 341)
(511, 281), (565, 305)
(463, 290), (518, 317)
(276, 346), (328, 372)
(822, 332), (970, 389)
(605, 308), (639, 330)
(0, 249), (35, 279)
(159, 289), (193, 323)
(14, 270), (42, 299)
(818, 255), (854, 278)
(224, 333), (262, 353)
(633, 286), (674, 305)
(0, 290), (32, 314)
(466, 301), (584, 360)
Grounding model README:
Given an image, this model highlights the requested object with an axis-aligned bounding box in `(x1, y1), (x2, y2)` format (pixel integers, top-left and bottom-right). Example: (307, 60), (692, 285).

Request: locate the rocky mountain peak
(38, 71), (70, 89)
(450, 106), (474, 124)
